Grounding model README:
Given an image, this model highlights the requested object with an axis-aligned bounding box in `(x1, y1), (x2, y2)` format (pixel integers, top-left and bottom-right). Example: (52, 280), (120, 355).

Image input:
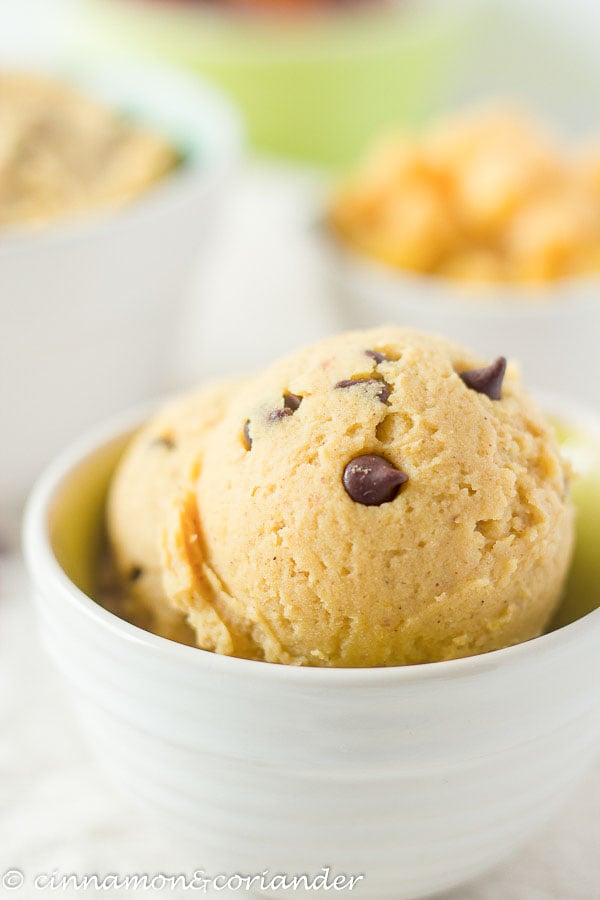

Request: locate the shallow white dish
(328, 239), (600, 411)
(22, 397), (600, 900)
(0, 57), (243, 540)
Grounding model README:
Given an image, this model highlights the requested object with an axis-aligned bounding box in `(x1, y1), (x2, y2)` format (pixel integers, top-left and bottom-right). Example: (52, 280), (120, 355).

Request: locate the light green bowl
(84, 0), (479, 167)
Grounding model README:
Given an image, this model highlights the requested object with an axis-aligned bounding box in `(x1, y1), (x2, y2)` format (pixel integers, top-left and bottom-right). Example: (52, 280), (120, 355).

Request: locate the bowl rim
(23, 393), (600, 686)
(0, 56), (244, 254)
(324, 225), (600, 313)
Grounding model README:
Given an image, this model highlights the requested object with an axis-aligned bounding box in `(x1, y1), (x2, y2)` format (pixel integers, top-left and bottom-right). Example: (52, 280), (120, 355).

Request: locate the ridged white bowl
(23, 402), (600, 900)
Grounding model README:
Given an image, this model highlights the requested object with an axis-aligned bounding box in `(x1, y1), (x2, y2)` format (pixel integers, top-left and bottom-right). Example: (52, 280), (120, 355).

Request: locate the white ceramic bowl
(328, 242), (600, 411)
(0, 58), (243, 539)
(23, 399), (600, 900)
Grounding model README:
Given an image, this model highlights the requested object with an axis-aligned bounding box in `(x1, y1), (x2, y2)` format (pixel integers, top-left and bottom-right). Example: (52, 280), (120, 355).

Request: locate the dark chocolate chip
(152, 435), (176, 450)
(129, 565), (143, 582)
(283, 393), (302, 411)
(365, 349), (389, 364)
(343, 454), (408, 506)
(268, 407), (294, 422)
(460, 357), (507, 401)
(335, 378), (391, 404)
(243, 420), (252, 450)
(377, 381), (391, 404)
(267, 393), (303, 423)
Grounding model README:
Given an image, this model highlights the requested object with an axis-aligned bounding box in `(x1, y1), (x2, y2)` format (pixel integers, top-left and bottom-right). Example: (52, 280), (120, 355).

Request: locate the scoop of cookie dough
(106, 380), (238, 643)
(161, 327), (574, 666)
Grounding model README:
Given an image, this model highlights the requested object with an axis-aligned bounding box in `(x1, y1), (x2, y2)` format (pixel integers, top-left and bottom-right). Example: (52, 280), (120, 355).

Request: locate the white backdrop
(2, 3), (600, 898)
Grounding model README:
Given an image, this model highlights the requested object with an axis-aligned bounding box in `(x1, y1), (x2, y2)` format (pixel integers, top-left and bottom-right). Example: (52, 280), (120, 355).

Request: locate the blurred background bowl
(0, 57), (243, 542)
(84, 0), (479, 167)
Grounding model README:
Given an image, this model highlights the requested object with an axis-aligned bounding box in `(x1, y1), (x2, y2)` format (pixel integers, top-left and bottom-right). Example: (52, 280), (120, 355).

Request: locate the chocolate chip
(152, 435), (176, 450)
(365, 349), (389, 364)
(129, 565), (143, 582)
(243, 420), (252, 450)
(460, 357), (507, 401)
(268, 407), (294, 422)
(335, 378), (391, 404)
(343, 454), (408, 506)
(377, 381), (391, 404)
(269, 393), (302, 422)
(283, 393), (302, 411)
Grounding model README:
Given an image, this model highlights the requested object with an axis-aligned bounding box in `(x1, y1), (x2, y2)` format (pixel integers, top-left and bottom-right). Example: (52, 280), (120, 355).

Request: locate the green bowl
(84, 0), (479, 167)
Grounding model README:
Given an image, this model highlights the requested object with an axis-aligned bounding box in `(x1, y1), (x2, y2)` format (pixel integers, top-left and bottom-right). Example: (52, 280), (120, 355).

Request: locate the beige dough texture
(156, 327), (574, 666)
(0, 72), (178, 228)
(106, 381), (238, 644)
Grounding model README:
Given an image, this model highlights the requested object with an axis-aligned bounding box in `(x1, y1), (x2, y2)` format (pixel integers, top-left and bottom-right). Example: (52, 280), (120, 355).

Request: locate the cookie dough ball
(163, 327), (574, 666)
(107, 380), (237, 642)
